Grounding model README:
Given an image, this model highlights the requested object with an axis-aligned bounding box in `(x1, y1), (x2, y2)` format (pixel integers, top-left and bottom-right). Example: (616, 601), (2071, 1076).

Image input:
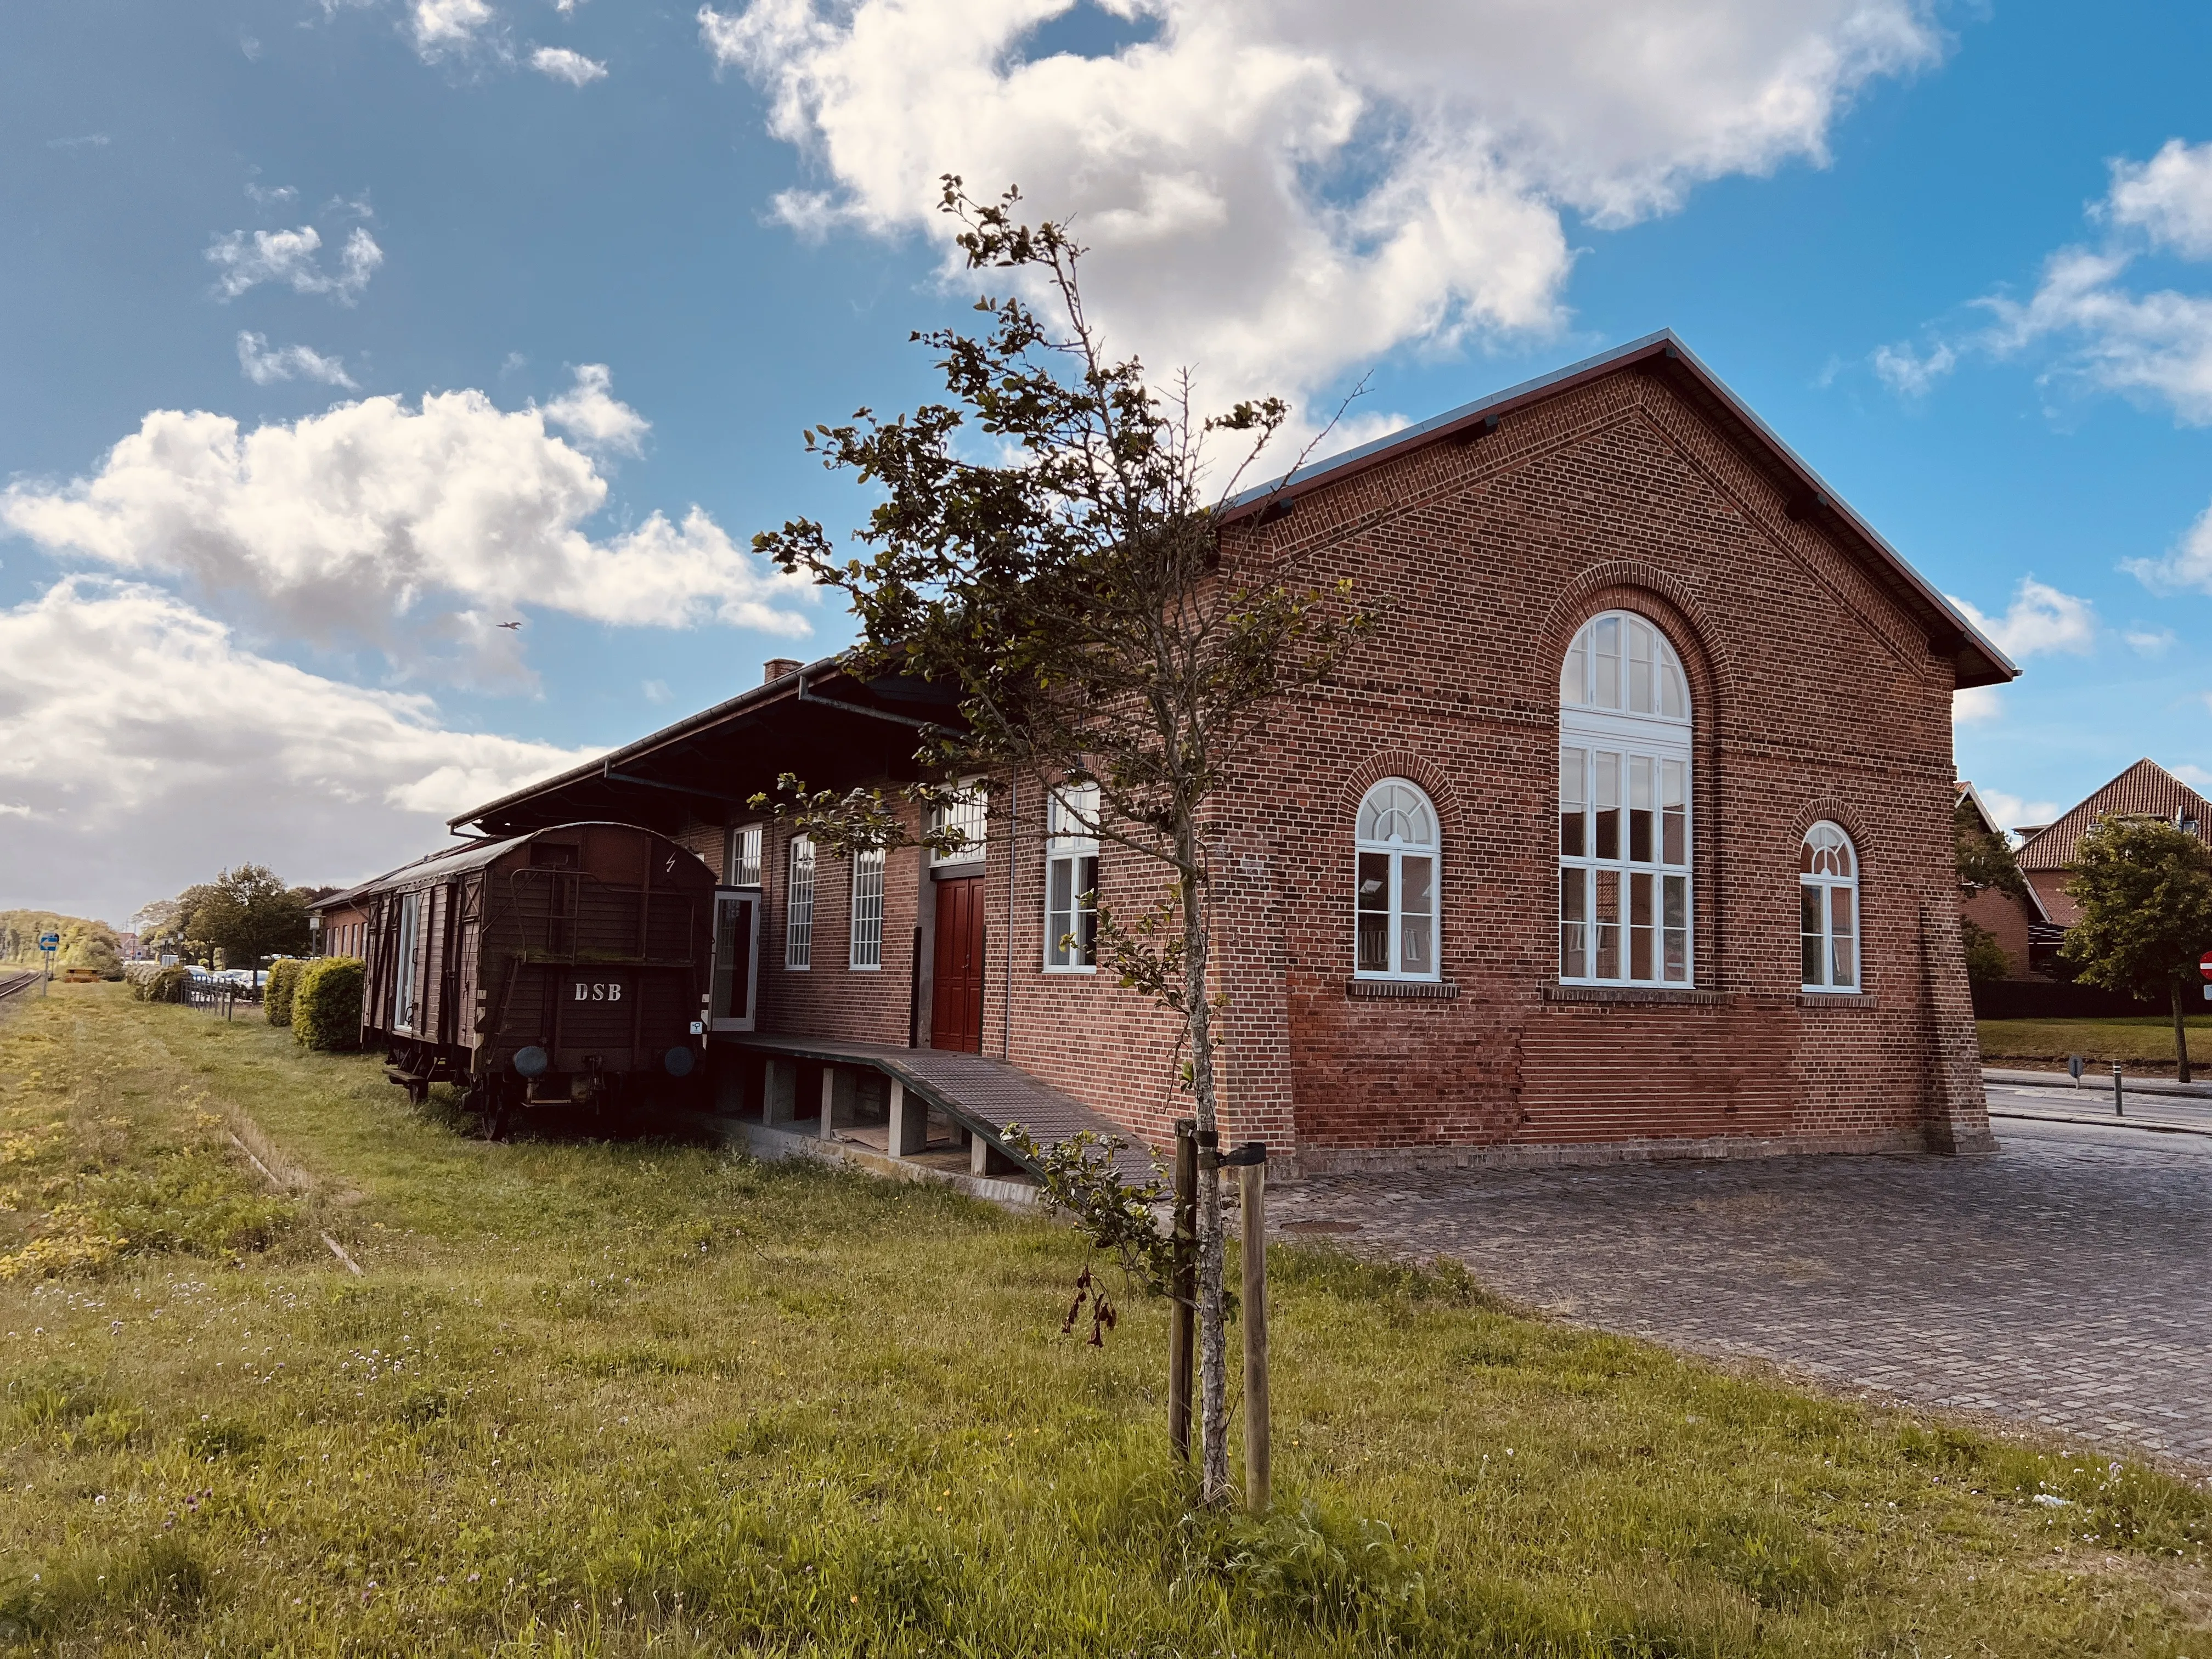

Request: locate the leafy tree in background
(1959, 919), (2012, 985)
(2062, 817), (2212, 1082)
(1955, 798), (2029, 902)
(136, 866), (317, 968)
(753, 181), (1372, 1505)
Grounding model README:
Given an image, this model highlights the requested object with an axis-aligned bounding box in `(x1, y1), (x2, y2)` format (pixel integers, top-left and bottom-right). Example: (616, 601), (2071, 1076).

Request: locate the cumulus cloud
(205, 225), (383, 304)
(539, 363), (648, 453)
(0, 381), (810, 683)
(531, 44), (607, 82)
(1949, 577), (2097, 661)
(1880, 139), (2212, 420)
(236, 331), (358, 388)
(1951, 685), (2003, 725)
(2124, 624), (2177, 656)
(1973, 788), (2059, 833)
(702, 0), (1938, 404)
(2123, 498), (2212, 594)
(245, 182), (300, 207)
(412, 0), (496, 55)
(1870, 340), (1954, 397)
(0, 577), (595, 924)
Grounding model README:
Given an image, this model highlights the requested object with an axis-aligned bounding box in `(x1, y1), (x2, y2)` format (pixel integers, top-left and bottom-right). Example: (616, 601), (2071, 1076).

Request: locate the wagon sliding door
(708, 887), (759, 1034)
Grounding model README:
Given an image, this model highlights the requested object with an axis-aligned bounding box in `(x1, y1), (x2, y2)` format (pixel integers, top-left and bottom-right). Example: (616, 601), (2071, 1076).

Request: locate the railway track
(0, 967), (44, 1003)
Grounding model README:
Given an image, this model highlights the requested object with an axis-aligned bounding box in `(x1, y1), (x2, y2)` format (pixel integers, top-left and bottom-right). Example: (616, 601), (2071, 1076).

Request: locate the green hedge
(135, 965), (191, 1004)
(263, 959), (305, 1028)
(292, 957), (364, 1052)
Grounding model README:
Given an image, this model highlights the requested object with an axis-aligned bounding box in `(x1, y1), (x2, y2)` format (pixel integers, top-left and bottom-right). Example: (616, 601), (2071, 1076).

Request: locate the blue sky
(4, 0), (2210, 923)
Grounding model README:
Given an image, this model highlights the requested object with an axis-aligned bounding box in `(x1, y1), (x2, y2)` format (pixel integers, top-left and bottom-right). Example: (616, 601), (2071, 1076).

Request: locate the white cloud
(1951, 685), (2003, 725)
(642, 678), (672, 702)
(1974, 788), (2059, 833)
(2124, 497), (2212, 596)
(245, 182), (300, 207)
(1948, 577), (2096, 660)
(0, 804), (30, 820)
(2175, 761), (2212, 791)
(236, 331), (358, 388)
(702, 0), (1939, 404)
(0, 577), (596, 924)
(2103, 138), (2212, 260)
(47, 134), (111, 151)
(205, 225), (383, 305)
(412, 0), (496, 56)
(539, 363), (647, 453)
(1870, 340), (1954, 397)
(2124, 625), (2177, 656)
(531, 44), (607, 82)
(0, 383), (811, 684)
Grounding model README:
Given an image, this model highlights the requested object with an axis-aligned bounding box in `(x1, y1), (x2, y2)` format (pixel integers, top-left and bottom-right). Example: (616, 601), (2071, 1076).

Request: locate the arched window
(1559, 611), (1692, 985)
(1799, 823), (1859, 990)
(1355, 779), (1439, 979)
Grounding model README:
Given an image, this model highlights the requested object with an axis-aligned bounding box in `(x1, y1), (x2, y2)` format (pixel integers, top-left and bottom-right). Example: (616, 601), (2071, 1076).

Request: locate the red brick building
(456, 331), (2012, 1170)
(1956, 781), (2046, 979)
(2015, 759), (2211, 935)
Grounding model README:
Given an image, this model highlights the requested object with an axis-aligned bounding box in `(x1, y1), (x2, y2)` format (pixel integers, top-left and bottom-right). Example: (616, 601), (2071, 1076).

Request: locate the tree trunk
(2174, 979), (2193, 1085)
(1179, 851), (1232, 1505)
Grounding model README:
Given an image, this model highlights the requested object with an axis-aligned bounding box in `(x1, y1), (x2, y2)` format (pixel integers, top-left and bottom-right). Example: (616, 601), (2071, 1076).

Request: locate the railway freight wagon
(356, 822), (757, 1135)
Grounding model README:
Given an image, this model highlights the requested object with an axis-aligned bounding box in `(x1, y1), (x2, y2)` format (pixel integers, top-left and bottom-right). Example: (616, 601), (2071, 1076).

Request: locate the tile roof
(2016, 759), (2212, 871)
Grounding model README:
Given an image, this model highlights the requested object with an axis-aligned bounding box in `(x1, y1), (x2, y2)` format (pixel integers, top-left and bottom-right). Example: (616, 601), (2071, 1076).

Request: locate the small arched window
(1355, 779), (1439, 980)
(1559, 611), (1692, 985)
(1799, 823), (1859, 991)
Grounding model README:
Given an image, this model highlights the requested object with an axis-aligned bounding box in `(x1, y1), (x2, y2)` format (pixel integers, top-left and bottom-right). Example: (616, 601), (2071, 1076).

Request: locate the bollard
(2112, 1062), (2124, 1118)
(1233, 1143), (1271, 1514)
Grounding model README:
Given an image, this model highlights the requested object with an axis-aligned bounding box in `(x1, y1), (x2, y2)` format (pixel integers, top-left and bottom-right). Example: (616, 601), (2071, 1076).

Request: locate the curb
(1983, 1066), (2212, 1101)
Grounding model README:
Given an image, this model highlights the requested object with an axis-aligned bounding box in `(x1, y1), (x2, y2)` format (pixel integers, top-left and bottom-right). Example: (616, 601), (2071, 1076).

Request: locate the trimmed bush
(292, 957), (364, 1052)
(137, 966), (191, 1005)
(263, 959), (304, 1029)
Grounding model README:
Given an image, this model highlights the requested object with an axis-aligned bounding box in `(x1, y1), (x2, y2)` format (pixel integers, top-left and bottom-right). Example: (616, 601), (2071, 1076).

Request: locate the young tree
(752, 182), (1372, 1505)
(2061, 817), (2212, 1082)
(147, 866), (313, 968)
(1954, 798), (2028, 901)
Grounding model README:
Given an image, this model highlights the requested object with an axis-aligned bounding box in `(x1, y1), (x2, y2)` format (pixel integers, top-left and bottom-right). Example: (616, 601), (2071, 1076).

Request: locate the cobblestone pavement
(1273, 1110), (2212, 1466)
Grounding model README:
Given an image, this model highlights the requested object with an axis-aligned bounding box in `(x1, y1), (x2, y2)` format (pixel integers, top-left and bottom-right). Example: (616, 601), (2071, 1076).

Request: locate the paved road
(1274, 1109), (2211, 1466)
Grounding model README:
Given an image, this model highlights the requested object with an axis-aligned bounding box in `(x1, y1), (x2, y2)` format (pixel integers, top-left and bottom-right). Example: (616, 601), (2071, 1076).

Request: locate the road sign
(37, 932), (58, 953)
(2200, 950), (2212, 979)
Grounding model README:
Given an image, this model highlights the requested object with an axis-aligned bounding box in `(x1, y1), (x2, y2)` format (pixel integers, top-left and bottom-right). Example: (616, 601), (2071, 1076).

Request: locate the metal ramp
(730, 1034), (1160, 1185)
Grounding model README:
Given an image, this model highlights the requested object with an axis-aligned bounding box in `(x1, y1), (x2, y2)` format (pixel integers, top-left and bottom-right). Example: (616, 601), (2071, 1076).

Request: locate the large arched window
(1559, 611), (1692, 985)
(1355, 779), (1439, 980)
(1800, 823), (1859, 990)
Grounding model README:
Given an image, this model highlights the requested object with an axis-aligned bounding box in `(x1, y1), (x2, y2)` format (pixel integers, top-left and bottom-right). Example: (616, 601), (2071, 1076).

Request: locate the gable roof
(2016, 758), (2212, 871)
(1221, 329), (2017, 691)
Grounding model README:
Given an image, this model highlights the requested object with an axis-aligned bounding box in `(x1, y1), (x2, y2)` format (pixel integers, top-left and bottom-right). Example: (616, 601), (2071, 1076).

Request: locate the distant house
(1955, 781), (2046, 979)
(2015, 759), (2212, 972)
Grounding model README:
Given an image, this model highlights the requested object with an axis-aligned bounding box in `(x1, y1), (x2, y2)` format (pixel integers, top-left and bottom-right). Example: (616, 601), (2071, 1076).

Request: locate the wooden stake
(1169, 1118), (1197, 1462)
(1239, 1153), (1269, 1513)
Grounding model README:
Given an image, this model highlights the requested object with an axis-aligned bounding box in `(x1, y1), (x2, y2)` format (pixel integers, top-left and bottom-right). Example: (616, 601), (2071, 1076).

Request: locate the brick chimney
(764, 658), (803, 684)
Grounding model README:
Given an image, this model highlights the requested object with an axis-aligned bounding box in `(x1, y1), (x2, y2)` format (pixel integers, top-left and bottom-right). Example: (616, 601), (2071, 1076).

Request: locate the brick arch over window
(1792, 797), (1875, 869)
(1339, 750), (1464, 847)
(1536, 564), (1731, 722)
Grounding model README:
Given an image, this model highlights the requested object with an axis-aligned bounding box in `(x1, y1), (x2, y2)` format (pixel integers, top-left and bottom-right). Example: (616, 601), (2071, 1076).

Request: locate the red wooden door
(930, 878), (985, 1052)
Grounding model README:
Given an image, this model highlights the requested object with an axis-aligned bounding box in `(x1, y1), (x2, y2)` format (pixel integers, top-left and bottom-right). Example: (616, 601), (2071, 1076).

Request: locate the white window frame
(849, 848), (885, 970)
(1043, 783), (1099, 972)
(391, 890), (422, 1031)
(726, 823), (763, 888)
(930, 778), (987, 868)
(1353, 778), (1442, 981)
(1558, 611), (1694, 988)
(785, 835), (814, 970)
(1800, 821), (1860, 992)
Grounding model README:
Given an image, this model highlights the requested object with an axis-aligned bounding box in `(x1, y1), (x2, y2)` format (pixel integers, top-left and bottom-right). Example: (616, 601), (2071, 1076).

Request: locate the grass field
(1978, 1016), (2212, 1071)
(2, 986), (2208, 1656)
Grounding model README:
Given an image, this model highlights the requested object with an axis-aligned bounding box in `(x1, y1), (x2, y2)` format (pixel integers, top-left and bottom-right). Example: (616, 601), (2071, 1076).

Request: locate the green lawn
(1978, 1015), (2212, 1071)
(2, 986), (2207, 1656)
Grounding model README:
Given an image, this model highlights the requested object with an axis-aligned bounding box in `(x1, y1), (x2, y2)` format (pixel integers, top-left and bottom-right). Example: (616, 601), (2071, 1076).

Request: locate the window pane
(1356, 852), (1390, 972)
(1629, 755), (1654, 862)
(1799, 883), (1823, 985)
(1628, 621), (1654, 713)
(1398, 855), (1434, 977)
(1661, 761), (1686, 865)
(1047, 857), (1074, 967)
(1593, 752), (1620, 860)
(1660, 649), (1687, 719)
(1075, 855), (1099, 967)
(1559, 747), (1585, 856)
(1830, 885), (1855, 988)
(1562, 634), (1588, 707)
(1594, 617), (1621, 708)
(1560, 867), (1588, 979)
(1594, 868), (1621, 979)
(1628, 872), (1654, 980)
(1662, 874), (1688, 982)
